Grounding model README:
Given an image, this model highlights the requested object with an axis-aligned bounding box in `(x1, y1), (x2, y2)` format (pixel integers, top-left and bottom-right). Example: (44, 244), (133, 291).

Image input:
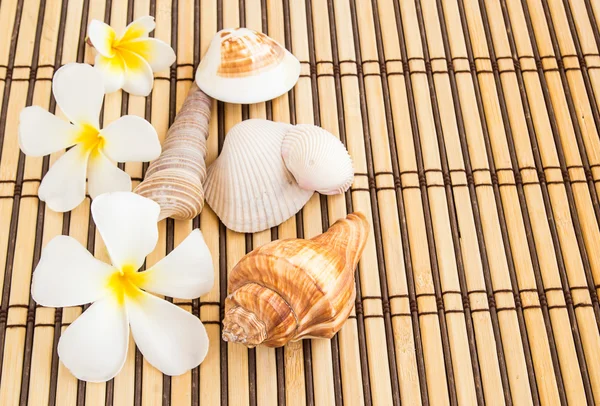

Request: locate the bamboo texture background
(1, 0), (600, 404)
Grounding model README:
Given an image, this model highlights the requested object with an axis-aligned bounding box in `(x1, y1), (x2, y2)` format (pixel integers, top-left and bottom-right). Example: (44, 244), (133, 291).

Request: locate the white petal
(31, 235), (115, 307)
(19, 106), (78, 156)
(88, 20), (116, 58)
(94, 54), (126, 94)
(121, 49), (154, 96)
(91, 192), (160, 269)
(127, 292), (208, 375)
(139, 230), (214, 299)
(38, 144), (90, 212)
(118, 16), (156, 42)
(53, 63), (105, 128)
(100, 115), (160, 162)
(58, 297), (129, 382)
(120, 38), (176, 72)
(87, 150), (132, 199)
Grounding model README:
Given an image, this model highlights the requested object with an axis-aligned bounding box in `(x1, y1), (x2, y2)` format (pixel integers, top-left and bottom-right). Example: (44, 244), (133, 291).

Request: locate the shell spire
(222, 212), (369, 348)
(134, 84), (212, 221)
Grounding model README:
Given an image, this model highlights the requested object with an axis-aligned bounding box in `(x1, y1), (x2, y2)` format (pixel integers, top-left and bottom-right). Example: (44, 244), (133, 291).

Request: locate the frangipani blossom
(19, 63), (161, 212)
(31, 192), (214, 382)
(88, 16), (176, 96)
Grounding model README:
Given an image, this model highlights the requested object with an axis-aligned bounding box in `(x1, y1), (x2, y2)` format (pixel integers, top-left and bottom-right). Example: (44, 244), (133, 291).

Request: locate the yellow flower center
(76, 123), (105, 154)
(108, 264), (148, 305)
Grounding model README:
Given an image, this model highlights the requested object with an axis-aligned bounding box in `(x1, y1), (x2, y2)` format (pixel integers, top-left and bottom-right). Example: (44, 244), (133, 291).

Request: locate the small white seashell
(281, 124), (354, 195)
(204, 119), (314, 233)
(195, 28), (300, 104)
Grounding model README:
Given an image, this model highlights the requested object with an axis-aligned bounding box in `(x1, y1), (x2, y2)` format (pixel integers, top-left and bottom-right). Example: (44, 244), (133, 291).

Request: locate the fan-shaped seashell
(195, 28), (300, 104)
(281, 124), (354, 195)
(134, 84), (211, 221)
(204, 119), (314, 233)
(222, 212), (369, 347)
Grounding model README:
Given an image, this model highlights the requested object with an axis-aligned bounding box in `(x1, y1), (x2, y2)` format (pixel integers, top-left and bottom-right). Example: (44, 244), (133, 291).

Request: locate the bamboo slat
(2, 0), (600, 404)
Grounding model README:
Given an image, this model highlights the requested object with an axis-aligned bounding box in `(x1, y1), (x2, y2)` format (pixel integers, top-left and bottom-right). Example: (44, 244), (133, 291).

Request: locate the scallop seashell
(222, 212), (369, 347)
(204, 119), (314, 233)
(195, 28), (300, 104)
(134, 84), (211, 221)
(281, 124), (354, 195)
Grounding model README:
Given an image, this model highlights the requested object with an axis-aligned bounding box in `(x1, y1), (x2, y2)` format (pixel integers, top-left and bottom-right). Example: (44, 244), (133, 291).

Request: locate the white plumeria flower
(88, 16), (176, 96)
(31, 192), (214, 382)
(19, 63), (161, 212)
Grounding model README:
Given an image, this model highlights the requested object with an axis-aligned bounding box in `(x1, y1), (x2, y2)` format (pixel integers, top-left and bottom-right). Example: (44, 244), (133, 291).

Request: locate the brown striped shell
(195, 28), (301, 104)
(222, 213), (369, 348)
(134, 84), (211, 220)
(217, 29), (285, 77)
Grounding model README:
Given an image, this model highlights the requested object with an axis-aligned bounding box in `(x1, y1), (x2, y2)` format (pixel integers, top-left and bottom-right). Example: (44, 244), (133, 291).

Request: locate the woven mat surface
(2, 0), (600, 405)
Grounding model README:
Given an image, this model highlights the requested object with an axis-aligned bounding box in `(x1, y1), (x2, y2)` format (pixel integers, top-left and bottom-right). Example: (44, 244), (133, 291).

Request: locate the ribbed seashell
(204, 119), (314, 233)
(217, 29), (285, 77)
(222, 212), (369, 347)
(195, 28), (300, 104)
(281, 124), (354, 195)
(134, 84), (211, 221)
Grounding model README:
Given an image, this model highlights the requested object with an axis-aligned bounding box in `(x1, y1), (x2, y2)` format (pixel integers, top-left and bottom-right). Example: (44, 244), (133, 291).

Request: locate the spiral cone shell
(134, 84), (211, 220)
(281, 124), (354, 195)
(195, 28), (300, 104)
(222, 212), (369, 347)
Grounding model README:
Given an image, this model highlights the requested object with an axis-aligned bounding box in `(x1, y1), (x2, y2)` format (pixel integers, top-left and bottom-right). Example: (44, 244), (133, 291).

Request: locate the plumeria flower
(31, 192), (214, 382)
(88, 16), (176, 96)
(19, 63), (161, 212)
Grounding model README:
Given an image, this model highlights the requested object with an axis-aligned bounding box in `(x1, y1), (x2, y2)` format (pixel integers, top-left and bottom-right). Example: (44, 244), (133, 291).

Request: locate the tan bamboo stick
(0, 0), (19, 306)
(260, 2), (308, 404)
(18, 0), (64, 403)
(220, 4), (251, 406)
(0, 0), (19, 117)
(329, 0), (402, 404)
(198, 0), (220, 404)
(504, 0), (600, 401)
(563, 0), (600, 116)
(479, 0), (589, 403)
(28, 206), (63, 404)
(438, 0), (536, 403)
(51, 1), (96, 403)
(236, 2), (279, 405)
(0, 0), (46, 403)
(591, 0), (600, 36)
(128, 1), (173, 404)
(407, 1), (508, 404)
(545, 0), (600, 170)
(80, 2), (126, 404)
(525, 0), (600, 296)
(458, 1), (569, 404)
(168, 0), (197, 402)
(330, 0), (381, 402)
(287, 1), (339, 405)
(171, 221), (193, 406)
(310, 0), (369, 405)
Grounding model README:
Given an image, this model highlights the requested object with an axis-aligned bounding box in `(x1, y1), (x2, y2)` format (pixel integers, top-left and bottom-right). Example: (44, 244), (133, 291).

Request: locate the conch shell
(134, 84), (211, 221)
(195, 28), (300, 104)
(222, 212), (369, 347)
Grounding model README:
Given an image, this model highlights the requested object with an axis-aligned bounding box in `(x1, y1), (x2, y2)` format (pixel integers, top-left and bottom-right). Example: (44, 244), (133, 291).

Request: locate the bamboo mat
(3, 0), (600, 404)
